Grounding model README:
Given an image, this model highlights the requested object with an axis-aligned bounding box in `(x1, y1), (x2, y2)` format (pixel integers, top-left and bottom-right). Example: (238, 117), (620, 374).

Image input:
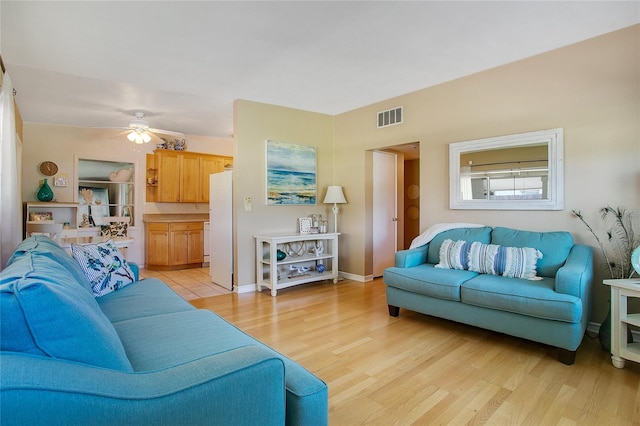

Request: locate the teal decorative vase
(599, 308), (633, 352)
(276, 250), (287, 261)
(36, 178), (54, 202)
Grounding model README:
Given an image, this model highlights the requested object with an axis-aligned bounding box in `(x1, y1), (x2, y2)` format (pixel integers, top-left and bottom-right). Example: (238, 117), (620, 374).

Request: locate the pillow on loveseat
(435, 239), (472, 270)
(427, 227), (492, 265)
(71, 239), (136, 297)
(0, 252), (133, 371)
(468, 241), (543, 280)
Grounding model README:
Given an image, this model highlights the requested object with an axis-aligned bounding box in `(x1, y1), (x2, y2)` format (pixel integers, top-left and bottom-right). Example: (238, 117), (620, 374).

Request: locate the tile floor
(139, 266), (231, 300)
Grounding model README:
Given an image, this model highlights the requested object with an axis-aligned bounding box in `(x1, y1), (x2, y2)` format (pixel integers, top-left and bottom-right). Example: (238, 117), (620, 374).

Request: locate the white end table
(603, 279), (640, 368)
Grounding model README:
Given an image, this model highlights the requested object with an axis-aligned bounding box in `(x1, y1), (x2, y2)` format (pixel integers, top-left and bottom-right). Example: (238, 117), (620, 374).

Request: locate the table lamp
(323, 186), (347, 233)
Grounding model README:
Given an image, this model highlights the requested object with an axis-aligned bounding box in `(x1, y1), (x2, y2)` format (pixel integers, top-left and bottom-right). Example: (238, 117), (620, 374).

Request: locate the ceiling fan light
(126, 131), (137, 142)
(142, 132), (152, 143)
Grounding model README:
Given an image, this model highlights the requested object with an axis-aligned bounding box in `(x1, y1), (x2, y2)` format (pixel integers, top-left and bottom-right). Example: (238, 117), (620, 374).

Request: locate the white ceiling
(2, 1), (639, 139)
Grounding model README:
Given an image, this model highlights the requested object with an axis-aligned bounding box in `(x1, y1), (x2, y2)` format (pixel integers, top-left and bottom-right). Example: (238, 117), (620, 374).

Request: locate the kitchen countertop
(143, 214), (209, 223)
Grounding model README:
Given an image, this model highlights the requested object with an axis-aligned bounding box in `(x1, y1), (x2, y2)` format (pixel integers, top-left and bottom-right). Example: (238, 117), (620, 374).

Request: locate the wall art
(266, 140), (317, 205)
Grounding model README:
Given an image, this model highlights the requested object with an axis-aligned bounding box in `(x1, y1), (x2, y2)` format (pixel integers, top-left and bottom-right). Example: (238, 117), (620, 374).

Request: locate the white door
(373, 151), (397, 277)
(210, 171), (233, 290)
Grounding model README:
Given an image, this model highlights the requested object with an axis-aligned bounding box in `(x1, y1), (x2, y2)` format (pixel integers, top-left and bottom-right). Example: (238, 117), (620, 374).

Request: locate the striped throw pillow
(435, 239), (472, 270)
(468, 241), (543, 280)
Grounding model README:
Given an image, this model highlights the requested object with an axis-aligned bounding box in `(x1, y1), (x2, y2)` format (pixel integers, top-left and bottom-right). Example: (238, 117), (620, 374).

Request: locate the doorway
(372, 151), (397, 277)
(369, 142), (420, 278)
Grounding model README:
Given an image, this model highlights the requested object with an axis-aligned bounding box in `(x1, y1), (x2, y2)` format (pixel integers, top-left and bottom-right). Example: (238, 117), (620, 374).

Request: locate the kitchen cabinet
(169, 222), (204, 266)
(179, 154), (200, 203)
(146, 150), (232, 203)
(145, 219), (205, 270)
(146, 222), (170, 266)
(154, 151), (181, 202)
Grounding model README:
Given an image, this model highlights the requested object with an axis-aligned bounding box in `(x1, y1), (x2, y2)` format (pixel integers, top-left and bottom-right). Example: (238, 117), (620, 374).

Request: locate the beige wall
(333, 25), (639, 321)
(22, 123), (233, 264)
(233, 100), (334, 288)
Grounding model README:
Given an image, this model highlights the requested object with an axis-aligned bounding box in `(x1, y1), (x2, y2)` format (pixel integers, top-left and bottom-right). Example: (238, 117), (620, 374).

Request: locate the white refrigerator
(209, 170), (233, 290)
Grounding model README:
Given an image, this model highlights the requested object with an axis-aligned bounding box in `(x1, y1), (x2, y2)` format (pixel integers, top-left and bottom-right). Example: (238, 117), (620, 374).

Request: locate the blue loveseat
(1, 236), (328, 425)
(383, 226), (593, 364)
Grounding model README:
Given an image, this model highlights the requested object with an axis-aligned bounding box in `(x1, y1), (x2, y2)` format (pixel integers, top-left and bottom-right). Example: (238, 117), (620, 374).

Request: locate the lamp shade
(323, 186), (347, 204)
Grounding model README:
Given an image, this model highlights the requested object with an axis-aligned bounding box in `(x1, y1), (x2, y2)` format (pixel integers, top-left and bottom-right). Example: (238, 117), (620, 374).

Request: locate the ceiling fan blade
(106, 130), (131, 139)
(91, 126), (131, 131)
(149, 128), (184, 137)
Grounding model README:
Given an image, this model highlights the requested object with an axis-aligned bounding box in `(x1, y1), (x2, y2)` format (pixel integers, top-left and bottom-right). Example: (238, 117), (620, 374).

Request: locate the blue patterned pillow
(468, 241), (543, 280)
(71, 239), (136, 297)
(435, 239), (472, 270)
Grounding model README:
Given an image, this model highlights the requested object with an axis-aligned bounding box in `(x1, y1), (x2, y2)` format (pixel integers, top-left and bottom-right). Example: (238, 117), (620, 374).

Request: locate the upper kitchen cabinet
(147, 150), (232, 203)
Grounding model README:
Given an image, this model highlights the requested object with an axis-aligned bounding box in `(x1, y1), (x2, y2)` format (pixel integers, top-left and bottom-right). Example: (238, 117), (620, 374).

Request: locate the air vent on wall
(377, 106), (403, 128)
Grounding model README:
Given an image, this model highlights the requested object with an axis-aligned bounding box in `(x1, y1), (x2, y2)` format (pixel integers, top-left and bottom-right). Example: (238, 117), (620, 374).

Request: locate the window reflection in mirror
(460, 144), (548, 201)
(449, 128), (563, 210)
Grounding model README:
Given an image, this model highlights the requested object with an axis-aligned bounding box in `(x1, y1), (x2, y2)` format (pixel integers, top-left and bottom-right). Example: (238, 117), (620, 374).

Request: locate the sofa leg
(388, 305), (400, 317)
(557, 348), (576, 365)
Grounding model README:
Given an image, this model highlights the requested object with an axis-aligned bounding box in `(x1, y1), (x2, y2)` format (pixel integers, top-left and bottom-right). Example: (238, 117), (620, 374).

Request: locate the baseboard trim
(340, 272), (372, 282)
(235, 283), (257, 294)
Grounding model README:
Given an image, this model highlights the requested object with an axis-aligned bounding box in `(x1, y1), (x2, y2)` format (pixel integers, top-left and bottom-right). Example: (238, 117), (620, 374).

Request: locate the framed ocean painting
(266, 140), (317, 205)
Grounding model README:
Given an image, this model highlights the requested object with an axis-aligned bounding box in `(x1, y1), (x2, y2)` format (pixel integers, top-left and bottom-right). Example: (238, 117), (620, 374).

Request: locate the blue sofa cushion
(490, 227), (574, 278)
(384, 264), (478, 301)
(468, 242), (543, 280)
(427, 227), (492, 265)
(71, 239), (136, 296)
(112, 309), (328, 425)
(461, 274), (582, 323)
(7, 235), (93, 293)
(0, 252), (133, 371)
(97, 278), (195, 323)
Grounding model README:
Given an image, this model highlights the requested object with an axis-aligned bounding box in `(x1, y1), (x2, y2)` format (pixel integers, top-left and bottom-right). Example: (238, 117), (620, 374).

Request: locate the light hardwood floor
(148, 271), (640, 425)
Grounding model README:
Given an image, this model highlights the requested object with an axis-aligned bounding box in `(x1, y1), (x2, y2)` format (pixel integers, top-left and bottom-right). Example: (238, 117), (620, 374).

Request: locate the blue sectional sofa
(1, 236), (328, 425)
(383, 226), (593, 365)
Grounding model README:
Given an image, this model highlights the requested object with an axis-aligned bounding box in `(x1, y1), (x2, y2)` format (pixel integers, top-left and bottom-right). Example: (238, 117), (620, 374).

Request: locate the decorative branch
(573, 206), (639, 279)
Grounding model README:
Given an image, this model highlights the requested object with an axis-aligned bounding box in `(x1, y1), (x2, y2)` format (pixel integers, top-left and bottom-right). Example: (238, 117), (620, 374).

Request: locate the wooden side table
(603, 279), (640, 368)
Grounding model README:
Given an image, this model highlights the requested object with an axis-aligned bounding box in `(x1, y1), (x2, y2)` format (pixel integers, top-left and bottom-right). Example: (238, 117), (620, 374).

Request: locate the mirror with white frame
(449, 128), (563, 210)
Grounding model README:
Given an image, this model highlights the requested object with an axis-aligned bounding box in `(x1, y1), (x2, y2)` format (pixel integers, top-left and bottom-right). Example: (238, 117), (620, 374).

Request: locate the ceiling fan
(113, 112), (184, 144)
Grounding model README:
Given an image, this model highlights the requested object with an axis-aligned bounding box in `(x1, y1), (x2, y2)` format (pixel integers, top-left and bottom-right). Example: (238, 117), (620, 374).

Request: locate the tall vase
(36, 178), (54, 202)
(599, 308), (633, 352)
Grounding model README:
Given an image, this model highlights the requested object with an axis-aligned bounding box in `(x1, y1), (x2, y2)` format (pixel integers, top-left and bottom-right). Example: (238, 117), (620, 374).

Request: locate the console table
(603, 279), (640, 368)
(254, 232), (340, 296)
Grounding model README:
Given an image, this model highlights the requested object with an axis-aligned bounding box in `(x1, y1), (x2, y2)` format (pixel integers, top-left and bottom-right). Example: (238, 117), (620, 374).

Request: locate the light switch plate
(244, 196), (252, 211)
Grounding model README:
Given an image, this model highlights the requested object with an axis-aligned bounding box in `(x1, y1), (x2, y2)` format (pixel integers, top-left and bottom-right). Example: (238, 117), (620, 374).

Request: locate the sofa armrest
(394, 245), (429, 268)
(1, 346), (285, 425)
(555, 244), (593, 298)
(128, 262), (140, 281)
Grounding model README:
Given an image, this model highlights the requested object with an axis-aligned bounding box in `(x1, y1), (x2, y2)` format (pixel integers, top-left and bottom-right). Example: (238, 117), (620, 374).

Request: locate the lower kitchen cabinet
(145, 221), (204, 270)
